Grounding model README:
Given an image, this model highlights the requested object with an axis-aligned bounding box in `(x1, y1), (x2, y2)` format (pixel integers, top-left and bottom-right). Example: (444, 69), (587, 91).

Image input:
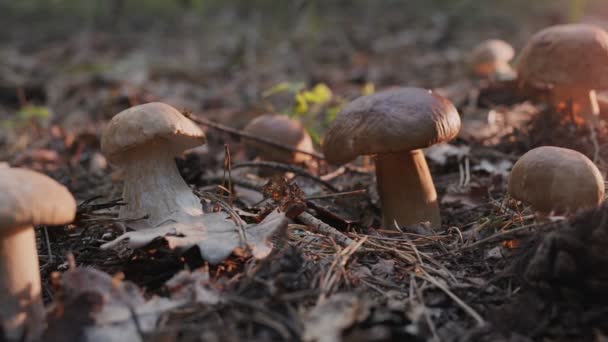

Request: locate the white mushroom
(0, 168), (76, 341)
(101, 102), (206, 229)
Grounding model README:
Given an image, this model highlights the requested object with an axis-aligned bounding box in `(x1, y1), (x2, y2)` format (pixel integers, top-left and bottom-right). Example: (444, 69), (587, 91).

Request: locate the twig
(419, 268), (486, 327)
(232, 161), (338, 192)
(459, 223), (540, 251)
(297, 212), (355, 247)
(412, 274), (440, 342)
(588, 122), (600, 163)
(305, 189), (366, 200)
(43, 227), (53, 263)
(194, 191), (248, 246)
(221, 144), (234, 206)
(185, 113), (325, 160)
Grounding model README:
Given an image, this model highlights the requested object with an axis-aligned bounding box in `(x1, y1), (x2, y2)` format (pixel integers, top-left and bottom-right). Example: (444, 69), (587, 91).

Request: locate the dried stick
(232, 161), (339, 192)
(185, 114), (325, 160)
(297, 212), (355, 247)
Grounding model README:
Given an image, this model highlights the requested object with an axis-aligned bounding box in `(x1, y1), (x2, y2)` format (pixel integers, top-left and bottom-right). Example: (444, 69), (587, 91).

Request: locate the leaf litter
(2, 2), (608, 341)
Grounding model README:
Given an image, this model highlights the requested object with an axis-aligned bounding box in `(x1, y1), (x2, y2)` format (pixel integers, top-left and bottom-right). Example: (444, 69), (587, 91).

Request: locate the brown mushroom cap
(101, 102), (206, 163)
(470, 39), (514, 66)
(508, 146), (605, 213)
(0, 168), (76, 231)
(517, 24), (608, 89)
(323, 87), (461, 165)
(243, 114), (314, 164)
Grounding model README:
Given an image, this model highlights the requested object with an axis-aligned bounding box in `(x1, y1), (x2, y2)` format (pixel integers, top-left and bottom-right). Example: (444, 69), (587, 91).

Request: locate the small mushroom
(243, 114), (314, 165)
(323, 87), (461, 229)
(0, 168), (76, 341)
(517, 24), (608, 121)
(469, 39), (515, 80)
(101, 102), (206, 229)
(508, 146), (605, 214)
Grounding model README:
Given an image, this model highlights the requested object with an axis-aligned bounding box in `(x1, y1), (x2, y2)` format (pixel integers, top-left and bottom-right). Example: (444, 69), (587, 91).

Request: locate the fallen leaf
(424, 143), (470, 166)
(49, 267), (184, 342)
(371, 259), (395, 278)
(473, 159), (512, 176)
(485, 246), (503, 260)
(101, 209), (288, 264)
(303, 293), (369, 342)
(165, 269), (222, 305)
(441, 184), (489, 208)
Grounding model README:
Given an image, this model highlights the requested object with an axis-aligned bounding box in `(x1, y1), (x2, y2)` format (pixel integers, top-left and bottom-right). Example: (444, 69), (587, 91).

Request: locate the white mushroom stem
(375, 150), (441, 230)
(118, 143), (203, 229)
(0, 226), (45, 341)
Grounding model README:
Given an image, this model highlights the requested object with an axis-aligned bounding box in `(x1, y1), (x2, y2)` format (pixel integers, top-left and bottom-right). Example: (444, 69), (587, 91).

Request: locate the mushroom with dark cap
(0, 168), (76, 341)
(469, 39), (515, 80)
(101, 102), (206, 229)
(517, 24), (608, 121)
(243, 114), (315, 165)
(508, 146), (604, 214)
(323, 87), (461, 229)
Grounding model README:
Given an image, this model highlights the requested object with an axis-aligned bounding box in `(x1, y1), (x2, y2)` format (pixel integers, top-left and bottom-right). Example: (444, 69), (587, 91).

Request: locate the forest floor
(1, 2), (608, 341)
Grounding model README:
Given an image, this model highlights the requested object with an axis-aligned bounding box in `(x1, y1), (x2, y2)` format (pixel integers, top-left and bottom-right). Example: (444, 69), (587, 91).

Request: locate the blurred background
(0, 0), (607, 142)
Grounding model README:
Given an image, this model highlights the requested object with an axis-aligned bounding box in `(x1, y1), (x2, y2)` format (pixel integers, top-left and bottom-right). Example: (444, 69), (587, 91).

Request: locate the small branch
(185, 114), (325, 160)
(305, 189), (366, 200)
(297, 212), (355, 247)
(232, 161), (339, 192)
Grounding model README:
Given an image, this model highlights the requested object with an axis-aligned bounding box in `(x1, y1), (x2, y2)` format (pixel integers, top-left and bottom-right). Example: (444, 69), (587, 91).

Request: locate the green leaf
(17, 105), (51, 121)
(262, 81), (305, 98)
(302, 83), (332, 104)
(294, 92), (309, 114)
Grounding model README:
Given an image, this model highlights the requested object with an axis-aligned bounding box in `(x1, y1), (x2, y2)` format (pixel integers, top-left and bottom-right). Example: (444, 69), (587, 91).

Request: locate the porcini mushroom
(243, 114), (314, 165)
(101, 102), (206, 229)
(508, 146), (604, 214)
(322, 87), (461, 229)
(517, 24), (608, 120)
(469, 39), (515, 80)
(0, 168), (76, 341)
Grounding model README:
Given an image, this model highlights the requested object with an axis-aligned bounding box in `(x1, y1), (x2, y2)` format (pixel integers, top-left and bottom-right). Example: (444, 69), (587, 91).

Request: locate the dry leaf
(424, 143), (470, 166)
(165, 269), (222, 305)
(473, 159), (512, 176)
(101, 209), (288, 264)
(303, 293), (369, 342)
(50, 268), (183, 342)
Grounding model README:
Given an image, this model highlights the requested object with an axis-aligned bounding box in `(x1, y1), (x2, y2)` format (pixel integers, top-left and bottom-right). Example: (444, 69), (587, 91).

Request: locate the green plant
(262, 82), (341, 144)
(1, 105), (51, 129)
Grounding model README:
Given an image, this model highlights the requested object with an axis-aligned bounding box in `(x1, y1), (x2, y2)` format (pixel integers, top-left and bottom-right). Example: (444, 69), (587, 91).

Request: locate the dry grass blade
(419, 268), (485, 327)
(232, 161), (339, 192)
(195, 190), (248, 245)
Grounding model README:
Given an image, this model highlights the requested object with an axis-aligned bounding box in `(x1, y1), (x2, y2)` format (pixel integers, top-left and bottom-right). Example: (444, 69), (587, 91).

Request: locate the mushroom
(517, 24), (608, 121)
(469, 39), (515, 80)
(508, 146), (605, 214)
(0, 168), (76, 341)
(322, 87), (461, 229)
(101, 102), (206, 229)
(243, 114), (314, 165)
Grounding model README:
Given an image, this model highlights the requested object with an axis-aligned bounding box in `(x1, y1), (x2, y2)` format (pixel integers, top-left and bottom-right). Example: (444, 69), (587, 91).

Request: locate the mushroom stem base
(120, 144), (203, 229)
(0, 226), (45, 341)
(375, 150), (440, 230)
(552, 86), (599, 123)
